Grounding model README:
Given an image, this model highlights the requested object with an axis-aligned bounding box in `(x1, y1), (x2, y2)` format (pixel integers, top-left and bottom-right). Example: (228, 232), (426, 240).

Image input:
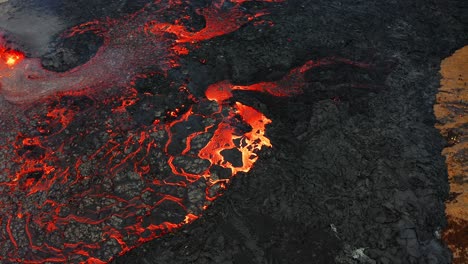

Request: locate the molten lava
(0, 0), (366, 263)
(205, 58), (370, 102)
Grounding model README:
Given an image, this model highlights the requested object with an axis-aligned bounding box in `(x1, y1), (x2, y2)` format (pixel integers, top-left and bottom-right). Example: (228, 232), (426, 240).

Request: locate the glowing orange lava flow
(0, 0), (374, 260)
(198, 102), (271, 175)
(205, 58), (370, 101)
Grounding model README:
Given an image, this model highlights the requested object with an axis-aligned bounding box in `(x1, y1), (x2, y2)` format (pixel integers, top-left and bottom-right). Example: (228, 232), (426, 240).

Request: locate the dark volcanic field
(2, 0), (467, 263)
(114, 1), (466, 263)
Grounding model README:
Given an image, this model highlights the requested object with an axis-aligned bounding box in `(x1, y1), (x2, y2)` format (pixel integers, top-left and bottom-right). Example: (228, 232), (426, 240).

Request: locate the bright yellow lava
(6, 56), (18, 66)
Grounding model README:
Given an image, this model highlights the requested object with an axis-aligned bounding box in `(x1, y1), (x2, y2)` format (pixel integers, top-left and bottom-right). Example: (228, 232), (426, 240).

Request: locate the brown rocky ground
(435, 45), (468, 264)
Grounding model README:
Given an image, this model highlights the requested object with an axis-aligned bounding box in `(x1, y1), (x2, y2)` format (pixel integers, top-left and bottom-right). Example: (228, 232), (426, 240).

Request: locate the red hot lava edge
(0, 1), (367, 263)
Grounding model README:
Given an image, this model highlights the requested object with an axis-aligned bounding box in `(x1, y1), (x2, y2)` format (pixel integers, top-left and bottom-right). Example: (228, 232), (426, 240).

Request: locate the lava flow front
(0, 0), (332, 263)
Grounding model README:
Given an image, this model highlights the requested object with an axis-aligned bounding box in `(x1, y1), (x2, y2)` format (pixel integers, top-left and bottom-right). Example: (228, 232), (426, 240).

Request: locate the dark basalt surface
(1, 0), (467, 263)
